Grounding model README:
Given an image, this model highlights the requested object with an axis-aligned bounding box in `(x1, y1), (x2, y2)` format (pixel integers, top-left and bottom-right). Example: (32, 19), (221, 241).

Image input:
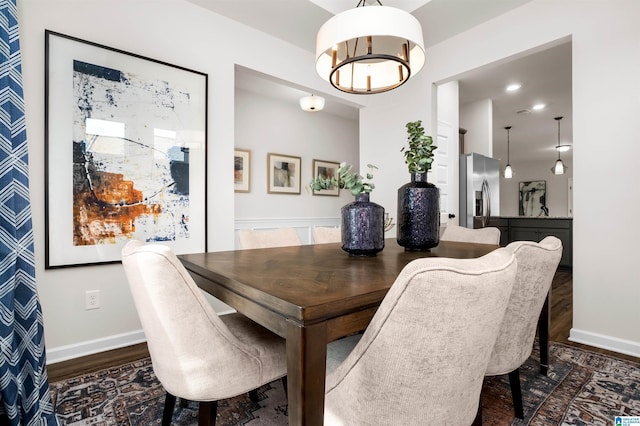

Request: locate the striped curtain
(0, 0), (58, 424)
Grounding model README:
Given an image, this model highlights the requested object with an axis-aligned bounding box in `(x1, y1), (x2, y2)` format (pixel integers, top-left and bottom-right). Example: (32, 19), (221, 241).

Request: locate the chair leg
(508, 368), (524, 419)
(249, 389), (259, 403)
(198, 401), (218, 426)
(162, 392), (177, 426)
(471, 395), (482, 426)
(281, 376), (288, 398)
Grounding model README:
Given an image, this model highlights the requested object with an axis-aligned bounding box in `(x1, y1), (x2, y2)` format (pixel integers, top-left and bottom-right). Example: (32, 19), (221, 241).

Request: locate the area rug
(50, 342), (640, 425)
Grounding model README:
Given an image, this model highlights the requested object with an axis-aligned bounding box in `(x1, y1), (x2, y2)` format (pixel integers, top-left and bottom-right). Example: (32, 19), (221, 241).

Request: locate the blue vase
(341, 193), (385, 256)
(397, 173), (440, 251)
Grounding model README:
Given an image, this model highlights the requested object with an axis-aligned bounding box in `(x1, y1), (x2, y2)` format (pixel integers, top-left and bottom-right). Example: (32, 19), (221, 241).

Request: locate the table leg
(286, 320), (327, 426)
(538, 291), (550, 375)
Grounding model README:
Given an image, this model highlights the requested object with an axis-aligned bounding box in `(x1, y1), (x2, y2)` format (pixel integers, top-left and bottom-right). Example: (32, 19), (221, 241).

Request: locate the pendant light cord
(556, 116), (563, 160)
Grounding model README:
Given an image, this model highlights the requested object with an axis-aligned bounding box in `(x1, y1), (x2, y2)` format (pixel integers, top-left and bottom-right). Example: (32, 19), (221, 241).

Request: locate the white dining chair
(312, 226), (341, 244)
(441, 224), (501, 245)
(121, 241), (287, 426)
(237, 227), (301, 249)
(324, 248), (518, 425)
(484, 236), (562, 419)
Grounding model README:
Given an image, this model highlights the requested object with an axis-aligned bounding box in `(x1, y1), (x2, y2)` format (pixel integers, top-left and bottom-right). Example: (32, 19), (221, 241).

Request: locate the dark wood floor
(47, 268), (638, 383)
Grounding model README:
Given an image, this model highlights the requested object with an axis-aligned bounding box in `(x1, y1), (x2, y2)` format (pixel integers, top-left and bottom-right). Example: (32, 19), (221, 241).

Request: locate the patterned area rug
(50, 342), (640, 425)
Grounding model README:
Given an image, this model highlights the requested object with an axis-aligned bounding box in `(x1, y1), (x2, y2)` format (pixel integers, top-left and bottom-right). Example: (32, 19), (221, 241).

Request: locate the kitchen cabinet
(474, 217), (572, 268)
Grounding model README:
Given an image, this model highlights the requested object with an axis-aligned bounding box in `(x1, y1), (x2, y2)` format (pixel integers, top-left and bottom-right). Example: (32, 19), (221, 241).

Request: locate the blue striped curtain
(0, 0), (58, 424)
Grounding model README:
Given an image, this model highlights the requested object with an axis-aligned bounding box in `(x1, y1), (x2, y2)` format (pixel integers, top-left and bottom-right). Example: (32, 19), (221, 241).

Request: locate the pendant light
(503, 126), (513, 179)
(299, 94), (325, 112)
(315, 0), (425, 94)
(551, 116), (568, 175)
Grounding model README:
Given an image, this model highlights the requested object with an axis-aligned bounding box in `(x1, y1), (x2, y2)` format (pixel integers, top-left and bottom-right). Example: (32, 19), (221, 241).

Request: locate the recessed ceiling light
(532, 103), (546, 110)
(506, 83), (521, 92)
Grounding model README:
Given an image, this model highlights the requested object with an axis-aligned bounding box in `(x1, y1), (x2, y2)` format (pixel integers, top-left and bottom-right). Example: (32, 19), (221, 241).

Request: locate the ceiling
(190, 0), (572, 165)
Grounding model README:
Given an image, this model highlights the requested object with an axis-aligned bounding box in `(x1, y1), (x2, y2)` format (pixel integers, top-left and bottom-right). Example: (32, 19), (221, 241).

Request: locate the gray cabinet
(474, 217), (572, 268)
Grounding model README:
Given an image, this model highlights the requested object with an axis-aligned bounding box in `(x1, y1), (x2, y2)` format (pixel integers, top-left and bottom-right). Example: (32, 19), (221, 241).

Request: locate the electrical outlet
(85, 290), (100, 310)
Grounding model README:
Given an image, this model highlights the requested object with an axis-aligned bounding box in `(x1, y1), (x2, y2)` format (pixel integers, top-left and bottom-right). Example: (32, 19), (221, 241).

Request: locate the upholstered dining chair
(441, 224), (501, 245)
(312, 226), (341, 244)
(121, 241), (287, 426)
(238, 227), (301, 249)
(484, 236), (562, 419)
(324, 248), (518, 425)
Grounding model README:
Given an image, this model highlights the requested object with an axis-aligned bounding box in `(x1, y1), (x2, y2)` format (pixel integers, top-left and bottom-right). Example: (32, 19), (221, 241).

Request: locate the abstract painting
(519, 180), (548, 217)
(45, 31), (207, 268)
(267, 153), (301, 194)
(312, 159), (339, 196)
(234, 149), (251, 193)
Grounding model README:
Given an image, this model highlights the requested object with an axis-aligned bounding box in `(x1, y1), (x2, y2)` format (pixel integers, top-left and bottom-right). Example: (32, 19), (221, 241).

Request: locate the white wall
(234, 88), (358, 221)
(360, 0), (640, 356)
(18, 0), (362, 362)
(19, 0), (640, 361)
(460, 99), (493, 157)
(500, 159), (573, 217)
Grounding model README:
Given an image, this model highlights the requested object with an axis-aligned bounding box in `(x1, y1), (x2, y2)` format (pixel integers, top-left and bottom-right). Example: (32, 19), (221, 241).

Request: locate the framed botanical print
(267, 153), (301, 194)
(234, 149), (251, 192)
(44, 30), (207, 268)
(312, 159), (340, 196)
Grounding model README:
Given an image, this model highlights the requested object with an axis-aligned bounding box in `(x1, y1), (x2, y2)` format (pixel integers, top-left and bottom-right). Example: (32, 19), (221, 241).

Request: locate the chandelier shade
(315, 5), (425, 94)
(299, 95), (325, 112)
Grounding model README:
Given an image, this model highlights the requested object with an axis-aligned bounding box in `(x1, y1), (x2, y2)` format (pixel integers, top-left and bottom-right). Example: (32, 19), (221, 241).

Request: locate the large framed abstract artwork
(519, 180), (548, 217)
(44, 31), (207, 268)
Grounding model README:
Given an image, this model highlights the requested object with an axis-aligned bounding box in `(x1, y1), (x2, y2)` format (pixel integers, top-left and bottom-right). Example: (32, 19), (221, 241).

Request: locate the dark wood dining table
(179, 238), (548, 425)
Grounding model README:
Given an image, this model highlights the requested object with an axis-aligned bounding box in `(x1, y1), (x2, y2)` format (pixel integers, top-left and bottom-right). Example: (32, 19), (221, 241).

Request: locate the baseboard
(46, 305), (237, 365)
(46, 330), (147, 365)
(569, 328), (640, 358)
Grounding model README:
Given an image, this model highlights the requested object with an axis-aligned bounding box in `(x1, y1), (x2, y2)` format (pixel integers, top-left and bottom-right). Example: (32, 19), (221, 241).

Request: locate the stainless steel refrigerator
(459, 153), (500, 228)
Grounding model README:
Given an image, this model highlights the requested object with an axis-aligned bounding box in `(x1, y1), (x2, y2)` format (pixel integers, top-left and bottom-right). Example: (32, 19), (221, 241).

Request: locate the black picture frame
(45, 30), (208, 268)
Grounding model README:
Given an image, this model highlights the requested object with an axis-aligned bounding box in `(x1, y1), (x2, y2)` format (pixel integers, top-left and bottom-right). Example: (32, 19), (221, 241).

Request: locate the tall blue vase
(397, 173), (440, 251)
(341, 193), (385, 256)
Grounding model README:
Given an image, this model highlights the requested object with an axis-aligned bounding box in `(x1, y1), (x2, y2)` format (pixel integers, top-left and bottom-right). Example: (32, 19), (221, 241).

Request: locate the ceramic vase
(397, 173), (440, 251)
(341, 193), (385, 256)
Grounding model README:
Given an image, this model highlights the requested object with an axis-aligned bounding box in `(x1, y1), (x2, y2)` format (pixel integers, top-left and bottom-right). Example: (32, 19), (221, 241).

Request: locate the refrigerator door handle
(482, 179), (491, 227)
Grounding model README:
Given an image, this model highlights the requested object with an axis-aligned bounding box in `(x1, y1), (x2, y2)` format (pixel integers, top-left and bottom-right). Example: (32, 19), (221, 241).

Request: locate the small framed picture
(267, 153), (301, 194)
(234, 149), (251, 192)
(312, 159), (340, 196)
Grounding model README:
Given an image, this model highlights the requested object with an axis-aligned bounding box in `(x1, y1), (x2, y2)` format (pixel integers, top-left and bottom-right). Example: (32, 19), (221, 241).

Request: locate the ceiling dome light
(506, 83), (521, 92)
(299, 95), (325, 112)
(315, 2), (425, 94)
(555, 144), (571, 152)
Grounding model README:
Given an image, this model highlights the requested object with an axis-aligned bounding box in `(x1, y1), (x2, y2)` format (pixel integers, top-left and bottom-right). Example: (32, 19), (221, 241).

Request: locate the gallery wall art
(312, 159), (340, 196)
(267, 153), (301, 194)
(45, 31), (207, 268)
(519, 180), (548, 217)
(234, 149), (250, 193)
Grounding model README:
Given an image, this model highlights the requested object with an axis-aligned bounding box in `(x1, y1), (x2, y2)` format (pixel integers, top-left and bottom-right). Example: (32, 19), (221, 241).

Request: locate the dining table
(178, 238), (549, 426)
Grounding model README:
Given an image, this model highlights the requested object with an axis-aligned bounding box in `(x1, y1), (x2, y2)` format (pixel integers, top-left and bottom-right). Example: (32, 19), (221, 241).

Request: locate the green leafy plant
(402, 120), (437, 174)
(310, 162), (377, 196)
